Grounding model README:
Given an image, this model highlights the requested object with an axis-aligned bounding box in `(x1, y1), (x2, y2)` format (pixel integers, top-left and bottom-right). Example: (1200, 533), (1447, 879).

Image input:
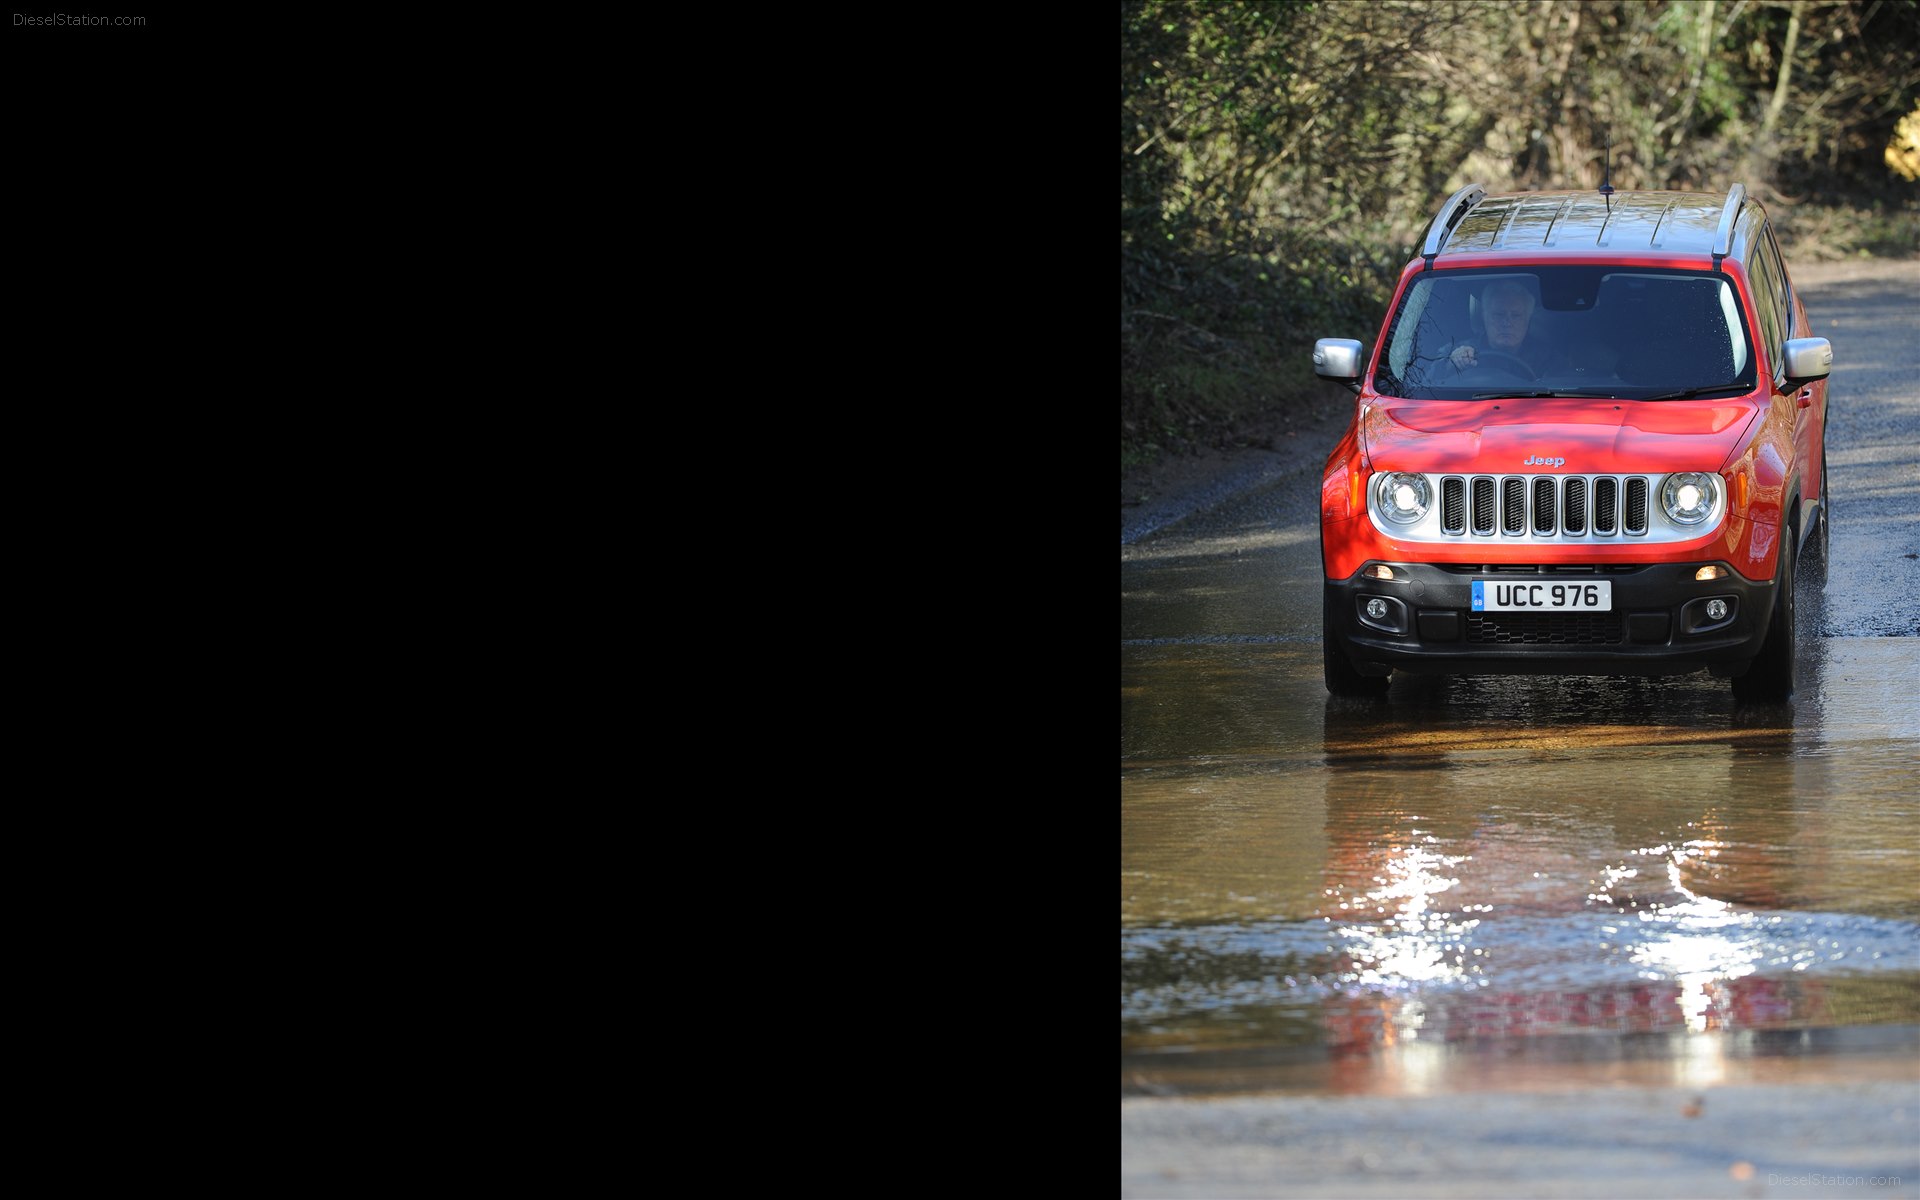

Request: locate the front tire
(1323, 596), (1388, 696)
(1808, 456), (1830, 585)
(1732, 528), (1796, 702)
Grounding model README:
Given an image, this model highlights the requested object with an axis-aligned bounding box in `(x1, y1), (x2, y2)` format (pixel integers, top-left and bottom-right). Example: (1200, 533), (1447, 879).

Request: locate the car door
(1766, 225), (1827, 513)
(1744, 230), (1809, 524)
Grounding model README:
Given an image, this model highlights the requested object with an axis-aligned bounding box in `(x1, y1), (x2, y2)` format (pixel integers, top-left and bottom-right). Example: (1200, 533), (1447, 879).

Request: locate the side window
(1763, 224), (1794, 337)
(1745, 243), (1785, 379)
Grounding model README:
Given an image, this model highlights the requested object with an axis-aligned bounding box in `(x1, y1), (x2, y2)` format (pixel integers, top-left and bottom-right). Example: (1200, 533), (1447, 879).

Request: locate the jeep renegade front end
(1315, 184), (1832, 699)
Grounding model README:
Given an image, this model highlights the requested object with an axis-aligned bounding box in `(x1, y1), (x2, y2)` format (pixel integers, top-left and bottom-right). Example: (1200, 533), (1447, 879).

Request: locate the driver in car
(1445, 280), (1564, 377)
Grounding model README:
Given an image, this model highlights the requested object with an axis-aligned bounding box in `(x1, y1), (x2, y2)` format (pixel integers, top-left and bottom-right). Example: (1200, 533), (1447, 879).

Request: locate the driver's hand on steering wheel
(1450, 344), (1478, 369)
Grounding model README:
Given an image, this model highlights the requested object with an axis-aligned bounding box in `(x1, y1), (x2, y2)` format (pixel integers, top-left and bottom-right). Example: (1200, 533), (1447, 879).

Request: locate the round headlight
(1375, 473), (1430, 524)
(1662, 472), (1717, 525)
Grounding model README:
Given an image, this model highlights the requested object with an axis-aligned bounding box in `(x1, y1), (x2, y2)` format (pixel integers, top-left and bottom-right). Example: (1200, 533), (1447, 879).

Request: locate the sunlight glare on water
(1122, 639), (1920, 1092)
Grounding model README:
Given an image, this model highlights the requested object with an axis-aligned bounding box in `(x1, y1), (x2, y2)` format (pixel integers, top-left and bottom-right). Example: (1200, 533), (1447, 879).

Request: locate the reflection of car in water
(1318, 973), (1828, 1056)
(1313, 184), (1832, 700)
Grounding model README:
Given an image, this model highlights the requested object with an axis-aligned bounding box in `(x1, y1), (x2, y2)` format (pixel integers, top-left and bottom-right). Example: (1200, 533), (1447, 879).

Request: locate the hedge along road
(1119, 259), (1920, 1198)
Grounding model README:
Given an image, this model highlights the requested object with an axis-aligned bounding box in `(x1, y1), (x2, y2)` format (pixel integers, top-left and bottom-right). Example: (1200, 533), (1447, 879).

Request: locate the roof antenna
(1599, 131), (1614, 214)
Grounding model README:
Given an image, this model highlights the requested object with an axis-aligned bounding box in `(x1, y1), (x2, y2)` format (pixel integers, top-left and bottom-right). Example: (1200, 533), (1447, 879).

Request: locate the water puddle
(1121, 638), (1920, 1095)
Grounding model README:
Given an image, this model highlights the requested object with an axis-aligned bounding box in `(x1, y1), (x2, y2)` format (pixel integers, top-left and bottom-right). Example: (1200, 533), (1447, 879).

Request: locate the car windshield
(1373, 266), (1757, 401)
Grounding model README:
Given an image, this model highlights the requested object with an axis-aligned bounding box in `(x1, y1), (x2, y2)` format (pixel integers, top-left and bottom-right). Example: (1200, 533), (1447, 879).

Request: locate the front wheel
(1808, 455), (1830, 585)
(1323, 596), (1388, 696)
(1732, 529), (1796, 702)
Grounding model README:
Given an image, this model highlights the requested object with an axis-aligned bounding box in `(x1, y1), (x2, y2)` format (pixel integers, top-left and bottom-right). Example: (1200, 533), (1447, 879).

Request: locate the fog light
(1366, 598), (1389, 620)
(1706, 598), (1728, 620)
(1695, 565), (1729, 581)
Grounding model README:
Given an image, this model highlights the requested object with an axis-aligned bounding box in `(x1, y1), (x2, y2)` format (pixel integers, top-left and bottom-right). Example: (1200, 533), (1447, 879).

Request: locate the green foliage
(1774, 196), (1920, 260)
(1122, 0), (1920, 469)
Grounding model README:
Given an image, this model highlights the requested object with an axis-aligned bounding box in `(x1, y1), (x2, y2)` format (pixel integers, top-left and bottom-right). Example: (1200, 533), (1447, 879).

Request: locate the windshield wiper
(1638, 384), (1750, 401)
(1469, 389), (1619, 399)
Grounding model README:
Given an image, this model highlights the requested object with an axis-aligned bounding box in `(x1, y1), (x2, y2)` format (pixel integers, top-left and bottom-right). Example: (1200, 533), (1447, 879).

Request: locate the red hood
(1360, 398), (1760, 475)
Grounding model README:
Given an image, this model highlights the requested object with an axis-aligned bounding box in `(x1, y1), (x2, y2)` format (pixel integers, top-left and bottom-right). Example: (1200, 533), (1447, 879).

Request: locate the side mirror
(1781, 337), (1832, 383)
(1314, 338), (1365, 394)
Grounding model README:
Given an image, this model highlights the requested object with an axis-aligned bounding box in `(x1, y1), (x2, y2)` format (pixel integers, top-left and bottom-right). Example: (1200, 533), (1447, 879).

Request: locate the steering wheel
(1471, 350), (1537, 379)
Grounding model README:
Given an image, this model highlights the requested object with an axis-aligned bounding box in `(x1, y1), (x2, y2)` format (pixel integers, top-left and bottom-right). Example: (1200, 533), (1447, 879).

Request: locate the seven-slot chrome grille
(1440, 475), (1649, 539)
(1369, 473), (1719, 544)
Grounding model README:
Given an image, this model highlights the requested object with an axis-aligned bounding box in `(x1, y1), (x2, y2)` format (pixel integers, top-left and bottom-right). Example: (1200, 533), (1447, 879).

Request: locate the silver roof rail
(1712, 183), (1747, 263)
(1422, 183), (1486, 267)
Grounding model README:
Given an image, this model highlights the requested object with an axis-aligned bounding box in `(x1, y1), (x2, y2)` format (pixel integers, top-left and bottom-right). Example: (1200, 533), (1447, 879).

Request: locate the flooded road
(1121, 262), (1920, 1107)
(1122, 638), (1920, 1095)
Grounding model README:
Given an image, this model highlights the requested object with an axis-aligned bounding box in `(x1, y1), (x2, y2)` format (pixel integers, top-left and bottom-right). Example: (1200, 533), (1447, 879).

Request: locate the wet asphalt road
(1120, 260), (1920, 1195)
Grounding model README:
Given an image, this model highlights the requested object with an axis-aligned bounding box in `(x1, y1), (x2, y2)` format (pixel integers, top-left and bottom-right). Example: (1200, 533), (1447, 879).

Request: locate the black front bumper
(1325, 561), (1776, 678)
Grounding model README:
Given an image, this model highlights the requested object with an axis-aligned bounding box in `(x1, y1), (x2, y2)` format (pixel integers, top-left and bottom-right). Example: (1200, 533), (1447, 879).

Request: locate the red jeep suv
(1314, 184), (1832, 700)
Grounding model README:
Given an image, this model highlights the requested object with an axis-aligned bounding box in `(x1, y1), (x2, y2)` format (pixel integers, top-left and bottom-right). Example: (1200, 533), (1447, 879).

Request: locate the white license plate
(1472, 580), (1613, 612)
